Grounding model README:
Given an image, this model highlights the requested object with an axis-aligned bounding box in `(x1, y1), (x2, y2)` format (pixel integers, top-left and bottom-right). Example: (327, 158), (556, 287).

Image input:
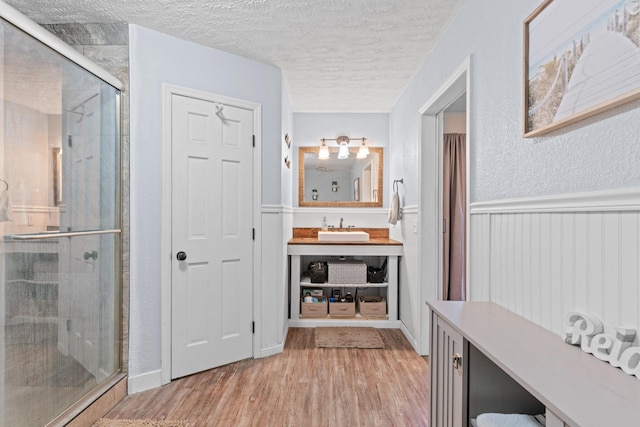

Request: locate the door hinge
(443, 219), (447, 234)
(252, 321), (255, 334)
(252, 134), (255, 147)
(252, 228), (255, 240)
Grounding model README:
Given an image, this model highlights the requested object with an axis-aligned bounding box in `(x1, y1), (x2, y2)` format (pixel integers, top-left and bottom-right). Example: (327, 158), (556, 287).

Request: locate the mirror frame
(298, 146), (383, 208)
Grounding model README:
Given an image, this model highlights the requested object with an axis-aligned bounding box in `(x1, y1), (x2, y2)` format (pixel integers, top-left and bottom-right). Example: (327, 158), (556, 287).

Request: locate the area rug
(314, 327), (385, 349)
(92, 419), (189, 427)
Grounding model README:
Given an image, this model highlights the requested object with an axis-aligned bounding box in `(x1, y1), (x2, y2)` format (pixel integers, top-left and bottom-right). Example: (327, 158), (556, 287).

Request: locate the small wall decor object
(284, 155), (291, 169)
(331, 181), (338, 192)
(565, 311), (640, 379)
(523, 0), (640, 137)
(284, 133), (292, 149)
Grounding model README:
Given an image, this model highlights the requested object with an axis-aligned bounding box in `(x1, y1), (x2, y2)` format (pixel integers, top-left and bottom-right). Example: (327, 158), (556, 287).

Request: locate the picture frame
(523, 0), (640, 137)
(354, 178), (360, 202)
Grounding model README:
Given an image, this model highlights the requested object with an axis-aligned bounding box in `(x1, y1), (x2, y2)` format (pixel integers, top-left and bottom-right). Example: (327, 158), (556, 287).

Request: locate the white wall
(389, 0), (640, 352)
(128, 24), (284, 383)
(469, 189), (640, 345)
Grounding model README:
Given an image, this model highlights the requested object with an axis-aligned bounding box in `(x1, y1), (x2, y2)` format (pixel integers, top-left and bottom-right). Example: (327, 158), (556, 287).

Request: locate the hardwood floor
(104, 328), (430, 426)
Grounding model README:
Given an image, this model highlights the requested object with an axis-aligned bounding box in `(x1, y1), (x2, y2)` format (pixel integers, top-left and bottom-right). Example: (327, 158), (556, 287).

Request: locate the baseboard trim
(400, 322), (421, 354)
(259, 342), (285, 358)
(127, 369), (162, 394)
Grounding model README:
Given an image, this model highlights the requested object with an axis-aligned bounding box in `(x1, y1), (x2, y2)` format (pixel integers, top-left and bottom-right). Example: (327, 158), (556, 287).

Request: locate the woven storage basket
(328, 260), (366, 284)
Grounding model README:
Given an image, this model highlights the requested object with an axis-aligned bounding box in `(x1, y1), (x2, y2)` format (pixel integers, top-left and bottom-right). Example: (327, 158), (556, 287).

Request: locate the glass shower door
(0, 16), (121, 426)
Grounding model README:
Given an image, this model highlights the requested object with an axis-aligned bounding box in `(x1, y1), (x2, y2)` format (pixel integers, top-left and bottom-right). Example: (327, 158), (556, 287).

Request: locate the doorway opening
(418, 57), (470, 355)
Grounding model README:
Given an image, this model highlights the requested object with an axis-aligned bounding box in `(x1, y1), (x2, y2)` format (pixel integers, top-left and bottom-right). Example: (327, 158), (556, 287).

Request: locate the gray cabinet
(430, 310), (466, 427)
(429, 301), (640, 427)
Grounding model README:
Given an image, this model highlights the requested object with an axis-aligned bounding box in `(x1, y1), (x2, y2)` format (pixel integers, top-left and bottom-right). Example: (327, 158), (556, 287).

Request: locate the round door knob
(176, 251), (187, 261)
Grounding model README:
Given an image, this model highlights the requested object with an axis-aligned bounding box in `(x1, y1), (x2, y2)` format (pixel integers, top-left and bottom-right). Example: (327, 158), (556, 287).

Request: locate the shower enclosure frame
(0, 2), (126, 426)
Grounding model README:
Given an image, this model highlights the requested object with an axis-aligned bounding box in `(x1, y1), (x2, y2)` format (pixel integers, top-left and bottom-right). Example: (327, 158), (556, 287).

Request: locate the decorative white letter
(565, 312), (603, 352)
(619, 347), (640, 380)
(590, 333), (614, 361)
(608, 328), (637, 368)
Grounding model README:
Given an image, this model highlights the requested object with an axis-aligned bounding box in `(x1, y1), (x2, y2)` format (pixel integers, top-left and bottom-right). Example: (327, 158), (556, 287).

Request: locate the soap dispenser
(321, 216), (328, 231)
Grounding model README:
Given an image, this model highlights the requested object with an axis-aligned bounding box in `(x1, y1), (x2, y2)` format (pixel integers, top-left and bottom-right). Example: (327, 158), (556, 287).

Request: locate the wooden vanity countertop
(288, 228), (403, 246)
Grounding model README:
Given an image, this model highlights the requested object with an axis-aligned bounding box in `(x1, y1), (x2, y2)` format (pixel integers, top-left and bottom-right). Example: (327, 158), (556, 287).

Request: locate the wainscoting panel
(469, 188), (640, 340)
(259, 205), (293, 357)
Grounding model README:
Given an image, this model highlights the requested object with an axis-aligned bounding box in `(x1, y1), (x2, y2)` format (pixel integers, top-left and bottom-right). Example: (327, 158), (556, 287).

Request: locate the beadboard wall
(469, 187), (640, 342)
(259, 205), (293, 357)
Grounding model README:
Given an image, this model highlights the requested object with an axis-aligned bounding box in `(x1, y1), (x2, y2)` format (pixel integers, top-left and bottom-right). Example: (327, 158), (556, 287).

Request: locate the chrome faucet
(339, 217), (343, 231)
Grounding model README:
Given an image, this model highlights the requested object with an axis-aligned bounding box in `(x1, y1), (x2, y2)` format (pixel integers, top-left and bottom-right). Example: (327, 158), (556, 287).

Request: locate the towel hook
(0, 179), (7, 191)
(393, 178), (404, 194)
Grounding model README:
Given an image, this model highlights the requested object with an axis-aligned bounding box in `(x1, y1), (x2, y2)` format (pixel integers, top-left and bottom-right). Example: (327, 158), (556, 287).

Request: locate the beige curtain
(443, 133), (466, 301)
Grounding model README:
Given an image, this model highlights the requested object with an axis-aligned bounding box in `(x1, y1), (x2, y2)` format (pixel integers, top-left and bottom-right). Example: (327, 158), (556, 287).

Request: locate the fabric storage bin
(300, 296), (328, 318)
(308, 261), (327, 283)
(358, 296), (387, 318)
(329, 301), (356, 318)
(328, 260), (367, 284)
(367, 258), (387, 283)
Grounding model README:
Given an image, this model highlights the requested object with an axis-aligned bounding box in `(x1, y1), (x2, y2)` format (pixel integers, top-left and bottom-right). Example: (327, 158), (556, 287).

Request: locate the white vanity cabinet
(429, 301), (640, 427)
(288, 243), (402, 327)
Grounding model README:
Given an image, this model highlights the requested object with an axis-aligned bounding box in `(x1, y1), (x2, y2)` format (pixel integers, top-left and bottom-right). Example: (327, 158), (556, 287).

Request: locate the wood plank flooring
(104, 328), (430, 426)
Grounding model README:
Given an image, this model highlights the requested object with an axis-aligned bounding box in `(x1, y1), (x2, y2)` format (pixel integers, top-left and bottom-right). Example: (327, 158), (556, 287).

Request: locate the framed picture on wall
(354, 178), (360, 202)
(523, 0), (640, 137)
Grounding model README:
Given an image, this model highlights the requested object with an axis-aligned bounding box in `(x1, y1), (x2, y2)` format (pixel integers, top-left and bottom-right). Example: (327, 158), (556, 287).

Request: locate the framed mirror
(298, 146), (383, 207)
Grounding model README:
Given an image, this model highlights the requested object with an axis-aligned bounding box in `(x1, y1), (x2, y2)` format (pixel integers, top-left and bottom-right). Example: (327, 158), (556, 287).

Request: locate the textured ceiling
(4, 0), (464, 112)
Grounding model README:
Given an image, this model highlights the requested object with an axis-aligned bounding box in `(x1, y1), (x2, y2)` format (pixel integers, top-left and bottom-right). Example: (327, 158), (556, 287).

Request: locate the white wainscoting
(469, 187), (640, 341)
(259, 205), (293, 357)
(389, 205), (421, 353)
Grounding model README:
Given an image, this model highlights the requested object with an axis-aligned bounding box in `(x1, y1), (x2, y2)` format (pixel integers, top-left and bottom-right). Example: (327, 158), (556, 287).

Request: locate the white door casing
(418, 56), (471, 355)
(170, 93), (254, 379)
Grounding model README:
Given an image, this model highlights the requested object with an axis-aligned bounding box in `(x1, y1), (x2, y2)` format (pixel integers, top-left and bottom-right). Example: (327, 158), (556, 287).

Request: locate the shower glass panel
(0, 17), (121, 427)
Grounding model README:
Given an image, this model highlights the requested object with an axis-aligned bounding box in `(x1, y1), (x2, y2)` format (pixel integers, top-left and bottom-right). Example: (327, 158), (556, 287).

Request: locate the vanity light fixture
(331, 181), (339, 192)
(312, 189), (319, 200)
(318, 139), (330, 160)
(318, 135), (368, 160)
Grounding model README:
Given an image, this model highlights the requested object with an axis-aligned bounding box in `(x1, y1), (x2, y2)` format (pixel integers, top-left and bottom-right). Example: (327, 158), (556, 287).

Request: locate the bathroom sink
(317, 231), (370, 242)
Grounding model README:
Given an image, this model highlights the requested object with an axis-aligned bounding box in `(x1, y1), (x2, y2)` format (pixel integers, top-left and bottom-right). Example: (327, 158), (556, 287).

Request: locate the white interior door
(171, 94), (254, 379)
